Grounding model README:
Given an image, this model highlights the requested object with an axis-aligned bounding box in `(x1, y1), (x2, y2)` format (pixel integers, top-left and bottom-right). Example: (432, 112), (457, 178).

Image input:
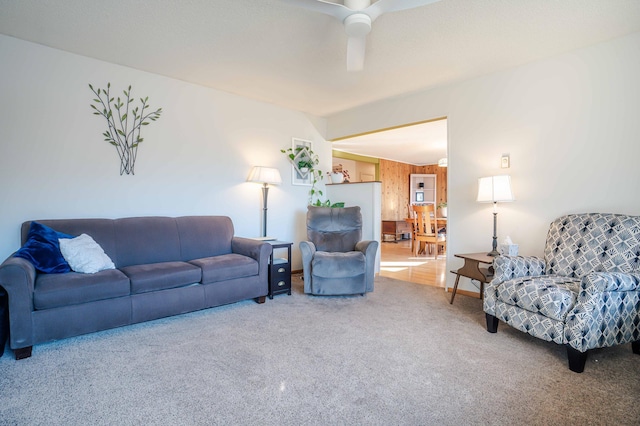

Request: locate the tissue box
(499, 244), (519, 256)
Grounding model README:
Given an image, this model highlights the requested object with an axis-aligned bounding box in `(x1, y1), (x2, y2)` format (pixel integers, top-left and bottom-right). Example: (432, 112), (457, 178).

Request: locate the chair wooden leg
(567, 346), (587, 373)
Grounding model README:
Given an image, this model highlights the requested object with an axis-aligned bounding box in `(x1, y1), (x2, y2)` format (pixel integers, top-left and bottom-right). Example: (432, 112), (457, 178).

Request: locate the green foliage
(312, 200), (345, 208)
(281, 146), (324, 205)
(297, 160), (314, 169)
(89, 83), (162, 175)
(280, 145), (345, 207)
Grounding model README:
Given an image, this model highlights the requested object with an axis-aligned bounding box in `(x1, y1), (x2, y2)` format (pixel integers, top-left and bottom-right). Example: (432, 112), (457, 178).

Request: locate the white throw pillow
(59, 234), (115, 274)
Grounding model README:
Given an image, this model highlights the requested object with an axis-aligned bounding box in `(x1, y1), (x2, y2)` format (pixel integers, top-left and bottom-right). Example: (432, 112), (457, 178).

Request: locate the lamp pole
(488, 202), (500, 256)
(261, 183), (269, 238)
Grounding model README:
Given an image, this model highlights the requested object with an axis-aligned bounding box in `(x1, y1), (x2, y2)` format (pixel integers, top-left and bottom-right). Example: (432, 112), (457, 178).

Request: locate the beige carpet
(0, 274), (638, 425)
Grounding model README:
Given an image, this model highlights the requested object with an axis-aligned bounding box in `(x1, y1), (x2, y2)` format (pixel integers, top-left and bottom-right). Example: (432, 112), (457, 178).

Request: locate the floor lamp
(247, 166), (282, 239)
(477, 175), (515, 256)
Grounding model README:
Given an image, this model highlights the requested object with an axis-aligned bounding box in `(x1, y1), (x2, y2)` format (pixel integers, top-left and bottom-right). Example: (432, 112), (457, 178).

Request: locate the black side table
(267, 241), (292, 299)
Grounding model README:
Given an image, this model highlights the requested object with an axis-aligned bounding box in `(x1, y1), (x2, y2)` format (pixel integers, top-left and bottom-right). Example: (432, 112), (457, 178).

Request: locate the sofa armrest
(299, 241), (316, 294)
(231, 237), (272, 280)
(565, 271), (640, 352)
(355, 240), (379, 293)
(491, 255), (546, 284)
(580, 271), (640, 294)
(0, 255), (37, 349)
(231, 237), (271, 262)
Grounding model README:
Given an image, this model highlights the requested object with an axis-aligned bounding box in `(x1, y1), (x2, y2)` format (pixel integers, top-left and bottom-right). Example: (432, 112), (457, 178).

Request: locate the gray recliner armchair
(300, 206), (378, 295)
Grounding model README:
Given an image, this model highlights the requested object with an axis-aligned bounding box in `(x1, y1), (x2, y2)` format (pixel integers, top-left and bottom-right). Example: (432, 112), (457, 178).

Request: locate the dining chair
(411, 204), (446, 258)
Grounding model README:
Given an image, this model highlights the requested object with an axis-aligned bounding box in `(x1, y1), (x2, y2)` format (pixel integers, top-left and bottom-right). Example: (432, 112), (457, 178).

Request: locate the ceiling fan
(282, 0), (442, 71)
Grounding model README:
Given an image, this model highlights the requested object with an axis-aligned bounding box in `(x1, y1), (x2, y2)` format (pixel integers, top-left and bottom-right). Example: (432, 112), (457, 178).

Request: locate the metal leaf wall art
(89, 83), (162, 175)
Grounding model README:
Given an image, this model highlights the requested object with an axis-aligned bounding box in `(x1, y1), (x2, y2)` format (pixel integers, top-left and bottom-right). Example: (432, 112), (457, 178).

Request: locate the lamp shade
(247, 166), (282, 185)
(477, 175), (515, 203)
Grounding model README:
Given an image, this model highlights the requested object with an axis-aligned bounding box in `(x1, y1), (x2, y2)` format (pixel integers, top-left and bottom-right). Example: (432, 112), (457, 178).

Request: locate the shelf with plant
(281, 145), (344, 207)
(438, 202), (448, 217)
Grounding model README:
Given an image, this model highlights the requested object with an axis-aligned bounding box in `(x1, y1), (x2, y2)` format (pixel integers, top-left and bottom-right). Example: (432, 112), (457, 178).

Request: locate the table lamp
(477, 175), (515, 256)
(247, 166), (282, 239)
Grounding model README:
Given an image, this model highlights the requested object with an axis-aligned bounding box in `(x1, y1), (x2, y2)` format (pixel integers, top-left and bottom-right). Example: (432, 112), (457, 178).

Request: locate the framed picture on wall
(290, 138), (314, 186)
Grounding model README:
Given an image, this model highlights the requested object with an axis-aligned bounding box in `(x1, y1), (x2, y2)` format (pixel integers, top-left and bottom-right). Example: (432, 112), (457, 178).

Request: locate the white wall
(326, 182), (382, 272)
(327, 32), (640, 292)
(0, 35), (333, 268)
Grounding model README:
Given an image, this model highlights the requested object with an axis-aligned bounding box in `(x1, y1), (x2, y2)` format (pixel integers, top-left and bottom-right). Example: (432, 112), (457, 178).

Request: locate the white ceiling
(333, 118), (447, 165)
(1, 0), (639, 164)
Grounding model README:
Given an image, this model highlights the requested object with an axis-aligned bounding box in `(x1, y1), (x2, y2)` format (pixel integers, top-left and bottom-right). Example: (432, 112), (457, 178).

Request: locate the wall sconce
(477, 175), (515, 256)
(247, 166), (282, 239)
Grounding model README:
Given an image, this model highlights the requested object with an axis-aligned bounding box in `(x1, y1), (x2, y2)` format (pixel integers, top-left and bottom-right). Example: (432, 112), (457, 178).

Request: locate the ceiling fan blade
(281, 0), (352, 21)
(346, 35), (366, 72)
(365, 0), (441, 22)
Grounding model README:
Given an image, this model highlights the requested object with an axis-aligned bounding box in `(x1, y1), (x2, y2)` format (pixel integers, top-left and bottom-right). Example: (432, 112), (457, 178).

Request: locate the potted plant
(341, 168), (351, 183)
(438, 202), (448, 218)
(327, 171), (344, 184)
(297, 159), (314, 173)
(281, 146), (324, 205)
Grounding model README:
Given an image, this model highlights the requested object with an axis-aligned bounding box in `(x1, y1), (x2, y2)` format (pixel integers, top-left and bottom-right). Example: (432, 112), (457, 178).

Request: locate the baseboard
(446, 287), (481, 299)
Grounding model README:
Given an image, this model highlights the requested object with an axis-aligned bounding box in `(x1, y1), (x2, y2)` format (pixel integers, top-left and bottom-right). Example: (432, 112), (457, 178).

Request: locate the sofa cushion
(176, 216), (234, 260)
(59, 234), (116, 274)
(307, 206), (362, 252)
(496, 275), (581, 322)
(14, 221), (74, 274)
(311, 251), (365, 278)
(121, 261), (202, 294)
(114, 217), (182, 268)
(190, 254), (258, 284)
(34, 269), (130, 310)
(23, 219), (118, 266)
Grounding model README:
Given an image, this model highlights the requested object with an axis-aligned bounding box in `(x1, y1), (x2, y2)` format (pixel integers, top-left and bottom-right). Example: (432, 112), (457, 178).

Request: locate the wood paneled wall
(380, 159), (447, 220)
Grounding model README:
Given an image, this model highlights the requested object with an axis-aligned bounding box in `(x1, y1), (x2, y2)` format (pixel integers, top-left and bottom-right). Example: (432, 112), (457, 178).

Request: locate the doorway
(330, 118), (448, 288)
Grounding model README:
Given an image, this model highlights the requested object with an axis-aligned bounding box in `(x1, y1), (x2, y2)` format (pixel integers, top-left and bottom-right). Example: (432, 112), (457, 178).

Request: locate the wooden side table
(268, 241), (293, 299)
(449, 252), (495, 304)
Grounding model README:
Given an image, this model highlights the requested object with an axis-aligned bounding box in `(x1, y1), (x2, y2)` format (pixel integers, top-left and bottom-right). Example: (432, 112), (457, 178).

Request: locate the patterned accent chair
(300, 206), (378, 296)
(484, 213), (640, 372)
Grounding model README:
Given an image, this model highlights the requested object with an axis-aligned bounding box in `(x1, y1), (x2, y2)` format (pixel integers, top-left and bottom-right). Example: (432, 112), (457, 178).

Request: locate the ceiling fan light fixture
(344, 0), (371, 10)
(344, 13), (372, 37)
(283, 0), (442, 71)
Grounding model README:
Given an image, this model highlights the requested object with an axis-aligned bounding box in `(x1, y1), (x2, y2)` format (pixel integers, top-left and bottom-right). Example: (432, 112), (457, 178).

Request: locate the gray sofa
(0, 216), (272, 360)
